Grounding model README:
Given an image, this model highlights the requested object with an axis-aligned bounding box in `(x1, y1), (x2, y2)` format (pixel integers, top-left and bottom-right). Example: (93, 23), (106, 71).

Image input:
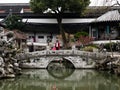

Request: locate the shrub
(74, 31), (89, 39)
(104, 42), (116, 52)
(82, 46), (98, 52)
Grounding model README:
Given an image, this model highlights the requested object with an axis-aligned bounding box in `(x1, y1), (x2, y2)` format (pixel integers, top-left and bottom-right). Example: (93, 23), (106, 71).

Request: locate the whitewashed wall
(26, 33), (61, 47)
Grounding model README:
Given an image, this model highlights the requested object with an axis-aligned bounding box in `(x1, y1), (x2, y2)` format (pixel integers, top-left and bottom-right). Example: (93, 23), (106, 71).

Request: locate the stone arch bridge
(16, 50), (110, 69)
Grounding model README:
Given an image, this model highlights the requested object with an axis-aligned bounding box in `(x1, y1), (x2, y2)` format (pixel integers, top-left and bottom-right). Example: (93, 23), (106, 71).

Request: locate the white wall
(27, 33), (59, 46)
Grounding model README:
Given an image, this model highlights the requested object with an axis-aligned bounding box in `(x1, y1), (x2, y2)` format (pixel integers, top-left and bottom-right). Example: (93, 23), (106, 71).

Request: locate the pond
(0, 69), (120, 90)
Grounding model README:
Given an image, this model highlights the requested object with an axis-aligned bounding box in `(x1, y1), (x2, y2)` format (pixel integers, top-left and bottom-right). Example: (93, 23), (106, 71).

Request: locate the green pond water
(0, 69), (120, 90)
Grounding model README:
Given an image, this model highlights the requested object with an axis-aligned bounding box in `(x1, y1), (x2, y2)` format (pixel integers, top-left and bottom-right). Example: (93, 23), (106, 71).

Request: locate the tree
(30, 0), (90, 48)
(4, 15), (25, 30)
(78, 35), (93, 46)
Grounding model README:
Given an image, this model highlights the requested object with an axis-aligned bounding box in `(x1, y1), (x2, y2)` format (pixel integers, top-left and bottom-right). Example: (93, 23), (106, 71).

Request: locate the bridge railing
(16, 50), (109, 60)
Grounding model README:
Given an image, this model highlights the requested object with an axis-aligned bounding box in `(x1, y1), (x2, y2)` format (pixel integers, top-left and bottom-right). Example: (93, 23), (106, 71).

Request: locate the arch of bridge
(46, 56), (76, 68)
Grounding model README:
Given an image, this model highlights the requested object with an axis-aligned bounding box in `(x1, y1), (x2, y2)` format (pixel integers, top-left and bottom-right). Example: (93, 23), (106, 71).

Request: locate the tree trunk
(57, 16), (67, 49)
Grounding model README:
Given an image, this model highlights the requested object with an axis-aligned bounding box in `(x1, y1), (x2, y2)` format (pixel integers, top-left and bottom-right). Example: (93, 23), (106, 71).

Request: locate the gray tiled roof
(94, 10), (120, 22)
(0, 3), (29, 13)
(0, 3), (29, 6)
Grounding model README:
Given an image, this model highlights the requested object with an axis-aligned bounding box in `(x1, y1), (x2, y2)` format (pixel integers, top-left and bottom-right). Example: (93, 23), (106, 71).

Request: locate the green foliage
(30, 0), (90, 14)
(7, 33), (14, 38)
(30, 0), (46, 13)
(83, 6), (110, 16)
(87, 44), (98, 48)
(104, 42), (115, 52)
(70, 38), (75, 42)
(82, 46), (98, 52)
(5, 15), (24, 30)
(74, 31), (89, 39)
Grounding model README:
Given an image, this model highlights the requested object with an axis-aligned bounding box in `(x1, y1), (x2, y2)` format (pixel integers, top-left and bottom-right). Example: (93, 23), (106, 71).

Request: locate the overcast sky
(0, 0), (30, 3)
(89, 0), (120, 6)
(0, 0), (120, 6)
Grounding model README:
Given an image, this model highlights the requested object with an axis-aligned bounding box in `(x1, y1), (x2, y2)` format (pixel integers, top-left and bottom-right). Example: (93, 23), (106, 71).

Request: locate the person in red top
(55, 40), (60, 50)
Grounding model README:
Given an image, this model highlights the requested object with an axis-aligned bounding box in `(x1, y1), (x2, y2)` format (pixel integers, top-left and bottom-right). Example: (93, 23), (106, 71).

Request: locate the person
(29, 43), (34, 52)
(52, 46), (56, 50)
(55, 40), (60, 50)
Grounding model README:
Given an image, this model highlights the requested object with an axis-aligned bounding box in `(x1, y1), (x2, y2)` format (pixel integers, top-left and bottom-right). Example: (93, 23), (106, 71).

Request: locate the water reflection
(47, 62), (75, 79)
(0, 69), (120, 90)
(47, 60), (75, 79)
(47, 68), (75, 79)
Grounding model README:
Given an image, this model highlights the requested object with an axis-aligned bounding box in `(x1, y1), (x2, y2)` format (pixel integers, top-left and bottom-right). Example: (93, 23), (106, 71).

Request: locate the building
(0, 3), (120, 50)
(90, 10), (120, 40)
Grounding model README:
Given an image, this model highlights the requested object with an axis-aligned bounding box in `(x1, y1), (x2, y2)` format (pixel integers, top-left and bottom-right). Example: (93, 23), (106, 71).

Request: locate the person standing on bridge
(55, 40), (60, 50)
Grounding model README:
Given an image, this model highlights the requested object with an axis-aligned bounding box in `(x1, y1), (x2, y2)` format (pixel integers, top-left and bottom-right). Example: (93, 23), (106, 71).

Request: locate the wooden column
(89, 26), (92, 37)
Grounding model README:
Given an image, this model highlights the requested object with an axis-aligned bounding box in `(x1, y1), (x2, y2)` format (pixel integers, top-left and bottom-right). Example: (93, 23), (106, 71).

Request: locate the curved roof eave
(91, 10), (120, 23)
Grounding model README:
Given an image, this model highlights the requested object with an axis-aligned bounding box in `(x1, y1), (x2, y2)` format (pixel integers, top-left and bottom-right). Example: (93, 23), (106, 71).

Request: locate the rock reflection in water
(0, 69), (120, 90)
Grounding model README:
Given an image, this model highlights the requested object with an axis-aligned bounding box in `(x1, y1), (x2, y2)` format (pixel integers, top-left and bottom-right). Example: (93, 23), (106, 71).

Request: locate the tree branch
(111, 0), (120, 6)
(116, 0), (120, 6)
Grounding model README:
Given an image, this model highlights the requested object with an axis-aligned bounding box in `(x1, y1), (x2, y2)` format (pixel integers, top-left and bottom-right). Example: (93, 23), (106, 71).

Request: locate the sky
(89, 0), (120, 6)
(0, 0), (30, 3)
(0, 0), (120, 6)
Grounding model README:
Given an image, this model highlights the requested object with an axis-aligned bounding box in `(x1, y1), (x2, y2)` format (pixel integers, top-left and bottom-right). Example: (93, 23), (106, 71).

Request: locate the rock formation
(0, 29), (21, 79)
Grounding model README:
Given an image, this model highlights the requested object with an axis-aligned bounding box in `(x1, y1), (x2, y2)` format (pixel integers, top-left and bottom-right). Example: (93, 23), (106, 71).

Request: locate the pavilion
(90, 10), (120, 44)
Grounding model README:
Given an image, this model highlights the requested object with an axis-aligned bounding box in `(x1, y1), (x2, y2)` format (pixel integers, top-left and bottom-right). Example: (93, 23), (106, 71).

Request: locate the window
(32, 36), (35, 38)
(29, 36), (32, 38)
(47, 36), (53, 39)
(38, 36), (44, 39)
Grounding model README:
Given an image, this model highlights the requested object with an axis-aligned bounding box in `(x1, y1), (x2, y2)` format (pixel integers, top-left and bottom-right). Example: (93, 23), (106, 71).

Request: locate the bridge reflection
(0, 69), (120, 90)
(47, 59), (75, 79)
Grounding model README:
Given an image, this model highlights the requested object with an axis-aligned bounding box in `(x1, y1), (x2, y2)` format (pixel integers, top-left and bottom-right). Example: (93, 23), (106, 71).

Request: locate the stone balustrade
(16, 50), (109, 61)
